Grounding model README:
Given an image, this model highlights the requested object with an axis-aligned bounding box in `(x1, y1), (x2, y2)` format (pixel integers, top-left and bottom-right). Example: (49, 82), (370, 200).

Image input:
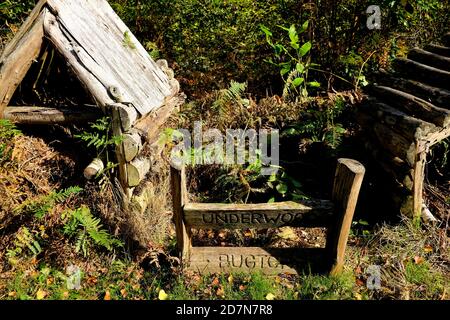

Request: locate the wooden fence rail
(171, 158), (365, 275)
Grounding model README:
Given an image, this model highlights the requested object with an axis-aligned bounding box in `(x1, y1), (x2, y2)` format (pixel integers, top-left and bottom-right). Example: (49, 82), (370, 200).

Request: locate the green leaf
(288, 25), (299, 44)
(260, 25), (272, 37)
(300, 20), (309, 33)
(296, 63), (305, 74)
(298, 41), (312, 57)
(276, 183), (288, 195)
(268, 197), (276, 203)
(308, 81), (321, 87)
(280, 62), (291, 76)
(292, 77), (304, 87)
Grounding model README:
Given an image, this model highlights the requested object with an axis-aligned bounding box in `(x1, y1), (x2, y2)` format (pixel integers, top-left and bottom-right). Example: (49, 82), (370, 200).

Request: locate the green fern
(0, 119), (22, 163)
(14, 186), (83, 219)
(213, 81), (249, 111)
(6, 227), (42, 263)
(63, 206), (123, 257)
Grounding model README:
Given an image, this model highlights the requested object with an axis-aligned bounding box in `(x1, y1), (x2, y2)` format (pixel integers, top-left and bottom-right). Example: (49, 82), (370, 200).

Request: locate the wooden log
(361, 139), (412, 189)
(392, 58), (450, 90)
(187, 247), (305, 275)
(3, 106), (100, 125)
(122, 131), (143, 162)
(0, 10), (44, 116)
(131, 181), (153, 214)
(83, 158), (104, 180)
(327, 158), (365, 275)
(183, 200), (334, 229)
(362, 98), (437, 140)
(357, 111), (417, 166)
(374, 70), (450, 109)
(424, 44), (450, 58)
(408, 47), (450, 71)
(371, 86), (450, 127)
(170, 166), (191, 261)
(107, 103), (138, 131)
(111, 105), (131, 199)
(126, 157), (151, 187)
(134, 94), (185, 142)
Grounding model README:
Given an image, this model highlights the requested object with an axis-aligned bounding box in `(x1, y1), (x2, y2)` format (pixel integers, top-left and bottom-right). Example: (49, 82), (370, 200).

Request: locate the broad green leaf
(260, 25), (272, 37)
(308, 81), (321, 87)
(300, 20), (309, 33)
(292, 77), (304, 87)
(288, 25), (299, 44)
(299, 41), (312, 57)
(276, 183), (288, 195)
(280, 62), (291, 76)
(296, 63), (305, 73)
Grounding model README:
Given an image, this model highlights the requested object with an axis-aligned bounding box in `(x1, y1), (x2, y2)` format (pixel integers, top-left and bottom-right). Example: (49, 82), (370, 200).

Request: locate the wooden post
(413, 149), (427, 221)
(327, 158), (365, 275)
(170, 166), (191, 262)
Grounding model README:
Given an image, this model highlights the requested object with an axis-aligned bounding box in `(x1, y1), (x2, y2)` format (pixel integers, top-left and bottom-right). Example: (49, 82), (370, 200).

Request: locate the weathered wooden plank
(327, 159), (365, 275)
(0, 11), (45, 116)
(187, 247), (327, 275)
(408, 47), (450, 71)
(412, 151), (426, 220)
(0, 0), (47, 60)
(171, 166), (191, 261)
(3, 106), (100, 124)
(45, 0), (173, 116)
(183, 200), (334, 229)
(392, 58), (450, 90)
(371, 86), (450, 127)
(44, 10), (113, 110)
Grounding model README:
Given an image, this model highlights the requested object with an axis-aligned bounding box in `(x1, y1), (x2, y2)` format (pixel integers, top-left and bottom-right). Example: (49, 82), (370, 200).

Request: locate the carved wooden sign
(187, 247), (297, 275)
(183, 201), (334, 229)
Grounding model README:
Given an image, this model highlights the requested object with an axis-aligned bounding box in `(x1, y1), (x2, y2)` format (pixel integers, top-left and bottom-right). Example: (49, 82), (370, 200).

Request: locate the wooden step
(183, 200), (334, 229)
(392, 58), (450, 90)
(444, 32), (450, 47)
(361, 98), (437, 140)
(408, 47), (450, 71)
(371, 86), (450, 127)
(187, 246), (327, 275)
(3, 105), (100, 125)
(374, 70), (450, 109)
(424, 44), (450, 58)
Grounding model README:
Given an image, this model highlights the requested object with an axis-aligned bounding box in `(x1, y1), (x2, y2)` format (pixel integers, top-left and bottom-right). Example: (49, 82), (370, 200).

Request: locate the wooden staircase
(358, 32), (450, 219)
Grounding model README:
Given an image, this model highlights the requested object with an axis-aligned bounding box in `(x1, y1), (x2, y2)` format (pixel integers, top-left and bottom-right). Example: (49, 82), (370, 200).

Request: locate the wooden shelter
(0, 0), (183, 197)
(358, 34), (450, 219)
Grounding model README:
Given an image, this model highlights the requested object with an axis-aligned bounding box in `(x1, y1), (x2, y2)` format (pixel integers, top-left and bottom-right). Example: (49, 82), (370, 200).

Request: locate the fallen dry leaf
(158, 289), (169, 300)
(36, 289), (47, 300)
(212, 277), (220, 286)
(104, 290), (111, 300)
(414, 256), (424, 265)
(265, 293), (276, 300)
